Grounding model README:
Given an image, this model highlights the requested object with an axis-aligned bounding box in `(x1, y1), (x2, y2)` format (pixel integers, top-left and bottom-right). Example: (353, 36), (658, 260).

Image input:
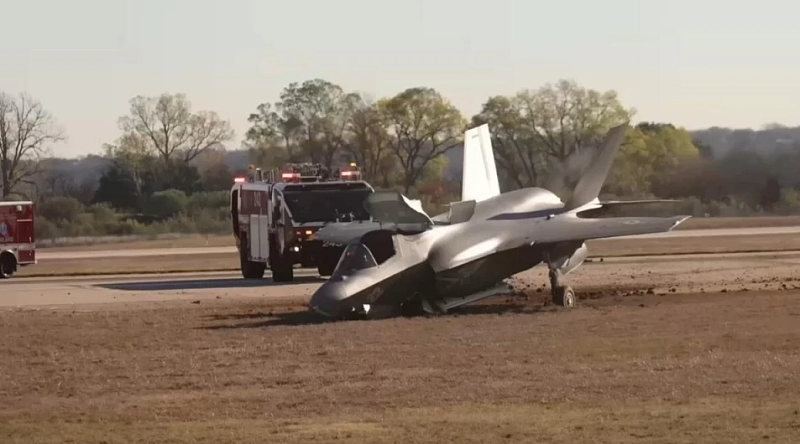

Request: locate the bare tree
(0, 92), (66, 199)
(514, 79), (633, 164)
(347, 94), (394, 184)
(472, 95), (546, 189)
(472, 79), (634, 192)
(246, 79), (358, 169)
(116, 93), (235, 164)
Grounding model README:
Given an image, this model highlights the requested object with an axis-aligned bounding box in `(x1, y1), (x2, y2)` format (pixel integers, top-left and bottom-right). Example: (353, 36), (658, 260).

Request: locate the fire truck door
(248, 191), (270, 261)
(15, 208), (35, 263)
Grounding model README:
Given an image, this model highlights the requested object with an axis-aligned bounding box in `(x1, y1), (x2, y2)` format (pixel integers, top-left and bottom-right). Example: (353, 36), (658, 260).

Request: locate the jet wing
(365, 191), (434, 226)
(314, 221), (387, 245)
(531, 215), (691, 244)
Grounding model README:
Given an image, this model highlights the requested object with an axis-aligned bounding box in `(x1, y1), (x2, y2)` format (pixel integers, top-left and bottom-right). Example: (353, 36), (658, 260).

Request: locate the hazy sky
(2, 0), (798, 158)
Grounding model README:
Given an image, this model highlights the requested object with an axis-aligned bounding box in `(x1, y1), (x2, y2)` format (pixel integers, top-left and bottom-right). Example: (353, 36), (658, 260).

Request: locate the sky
(1, 0), (798, 158)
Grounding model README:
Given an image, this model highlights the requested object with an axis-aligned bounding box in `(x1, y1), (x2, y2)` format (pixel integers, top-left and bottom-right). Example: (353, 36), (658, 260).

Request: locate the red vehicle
(230, 163), (374, 282)
(0, 201), (36, 279)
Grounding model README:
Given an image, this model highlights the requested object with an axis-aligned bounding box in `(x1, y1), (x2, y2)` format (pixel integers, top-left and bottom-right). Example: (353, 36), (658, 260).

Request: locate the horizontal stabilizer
(532, 215), (691, 245)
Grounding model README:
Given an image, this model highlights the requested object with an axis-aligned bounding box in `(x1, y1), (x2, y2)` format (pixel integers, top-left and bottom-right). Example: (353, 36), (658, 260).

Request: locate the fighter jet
(309, 122), (690, 320)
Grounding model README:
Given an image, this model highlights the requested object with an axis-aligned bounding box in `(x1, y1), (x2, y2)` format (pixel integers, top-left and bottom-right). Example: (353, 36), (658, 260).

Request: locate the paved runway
(0, 270), (323, 309)
(4, 250), (800, 310)
(34, 226), (800, 260)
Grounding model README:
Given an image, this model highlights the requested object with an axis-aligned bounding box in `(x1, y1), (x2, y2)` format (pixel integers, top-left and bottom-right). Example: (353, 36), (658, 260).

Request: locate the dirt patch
(2, 287), (799, 443)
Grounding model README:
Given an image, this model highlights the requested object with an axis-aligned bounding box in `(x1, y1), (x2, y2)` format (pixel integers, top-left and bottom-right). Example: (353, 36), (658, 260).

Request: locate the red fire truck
(0, 200), (36, 279)
(230, 162), (374, 282)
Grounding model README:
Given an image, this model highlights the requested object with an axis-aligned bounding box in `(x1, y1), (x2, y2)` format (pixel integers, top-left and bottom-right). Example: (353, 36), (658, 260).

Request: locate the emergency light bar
(339, 168), (361, 181)
(233, 175), (246, 183)
(281, 171), (301, 182)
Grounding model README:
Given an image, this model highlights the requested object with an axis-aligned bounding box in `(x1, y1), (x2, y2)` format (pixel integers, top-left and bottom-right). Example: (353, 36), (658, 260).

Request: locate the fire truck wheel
(238, 236), (266, 279)
(240, 257), (266, 279)
(269, 237), (294, 282)
(316, 245), (342, 277)
(317, 263), (335, 277)
(271, 255), (294, 282)
(0, 252), (16, 279)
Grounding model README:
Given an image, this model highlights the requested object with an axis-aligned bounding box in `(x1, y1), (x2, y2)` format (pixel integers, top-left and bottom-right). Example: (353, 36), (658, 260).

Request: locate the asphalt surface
(4, 250), (800, 310)
(0, 270), (324, 309)
(34, 225), (800, 260)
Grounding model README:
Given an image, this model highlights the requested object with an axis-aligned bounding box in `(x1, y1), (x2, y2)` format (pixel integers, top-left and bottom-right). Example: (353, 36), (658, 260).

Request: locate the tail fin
(566, 122), (630, 211)
(461, 124), (500, 203)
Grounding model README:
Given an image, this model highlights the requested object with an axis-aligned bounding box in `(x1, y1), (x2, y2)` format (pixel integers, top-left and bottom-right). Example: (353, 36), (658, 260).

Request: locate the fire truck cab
(230, 163), (374, 282)
(0, 201), (36, 279)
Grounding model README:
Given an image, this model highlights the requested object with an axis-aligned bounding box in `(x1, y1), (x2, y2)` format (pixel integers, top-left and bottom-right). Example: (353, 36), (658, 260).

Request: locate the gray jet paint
(309, 122), (690, 319)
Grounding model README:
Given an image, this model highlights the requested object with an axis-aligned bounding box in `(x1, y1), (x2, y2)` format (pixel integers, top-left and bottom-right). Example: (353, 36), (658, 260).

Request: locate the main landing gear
(549, 269), (576, 308)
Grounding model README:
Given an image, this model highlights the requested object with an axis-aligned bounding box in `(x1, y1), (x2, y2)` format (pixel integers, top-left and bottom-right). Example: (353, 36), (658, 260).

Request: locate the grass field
(2, 288), (799, 443)
(37, 215), (800, 253)
(19, 232), (800, 277)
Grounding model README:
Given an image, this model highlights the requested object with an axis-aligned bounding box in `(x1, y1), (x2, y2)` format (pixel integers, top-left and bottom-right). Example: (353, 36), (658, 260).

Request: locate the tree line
(1, 79), (799, 240)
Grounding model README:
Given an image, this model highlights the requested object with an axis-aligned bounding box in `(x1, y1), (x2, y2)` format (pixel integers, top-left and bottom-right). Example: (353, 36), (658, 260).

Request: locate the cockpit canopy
(330, 229), (397, 279)
(331, 243), (377, 278)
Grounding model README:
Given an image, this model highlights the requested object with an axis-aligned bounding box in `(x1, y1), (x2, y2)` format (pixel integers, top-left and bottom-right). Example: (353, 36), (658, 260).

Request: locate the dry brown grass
(43, 234), (235, 252)
(19, 232), (800, 278)
(38, 215), (800, 254)
(2, 288), (799, 443)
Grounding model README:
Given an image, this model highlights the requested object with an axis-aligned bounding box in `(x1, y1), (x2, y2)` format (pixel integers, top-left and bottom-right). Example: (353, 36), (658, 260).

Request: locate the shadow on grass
(201, 309), (339, 329)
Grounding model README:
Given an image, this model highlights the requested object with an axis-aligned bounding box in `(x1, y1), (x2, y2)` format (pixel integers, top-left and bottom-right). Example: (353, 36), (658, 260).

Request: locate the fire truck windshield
(283, 189), (372, 223)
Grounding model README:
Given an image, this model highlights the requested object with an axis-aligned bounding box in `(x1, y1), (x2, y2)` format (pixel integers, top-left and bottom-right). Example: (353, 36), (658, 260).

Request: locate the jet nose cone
(309, 281), (349, 318)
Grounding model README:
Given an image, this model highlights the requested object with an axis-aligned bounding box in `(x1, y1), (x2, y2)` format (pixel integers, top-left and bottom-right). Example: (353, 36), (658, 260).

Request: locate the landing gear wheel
(548, 269), (575, 308)
(399, 293), (426, 317)
(552, 285), (576, 308)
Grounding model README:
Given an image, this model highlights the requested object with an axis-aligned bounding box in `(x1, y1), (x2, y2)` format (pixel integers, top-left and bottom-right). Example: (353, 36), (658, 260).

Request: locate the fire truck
(230, 162), (374, 282)
(0, 200), (36, 279)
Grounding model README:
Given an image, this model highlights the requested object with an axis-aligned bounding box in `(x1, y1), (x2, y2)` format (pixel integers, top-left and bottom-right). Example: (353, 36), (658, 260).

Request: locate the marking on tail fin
(461, 124), (500, 203)
(567, 122), (630, 211)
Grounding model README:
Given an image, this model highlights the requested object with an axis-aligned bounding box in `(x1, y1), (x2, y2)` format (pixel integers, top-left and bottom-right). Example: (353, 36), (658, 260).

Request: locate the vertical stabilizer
(566, 122), (630, 210)
(461, 124), (500, 203)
